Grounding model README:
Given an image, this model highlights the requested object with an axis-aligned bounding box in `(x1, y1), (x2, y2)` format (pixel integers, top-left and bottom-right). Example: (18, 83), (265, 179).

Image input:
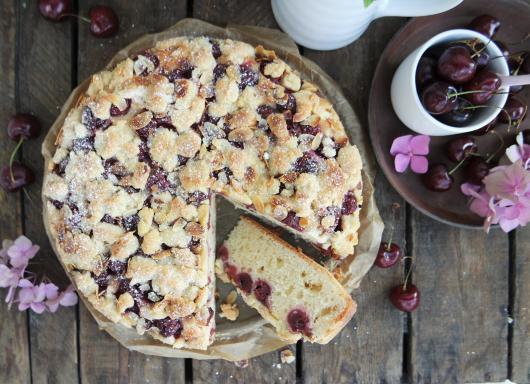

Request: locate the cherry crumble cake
(43, 36), (363, 349)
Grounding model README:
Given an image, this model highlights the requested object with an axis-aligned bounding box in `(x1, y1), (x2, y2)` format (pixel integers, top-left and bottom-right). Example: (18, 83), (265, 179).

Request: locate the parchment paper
(41, 18), (384, 361)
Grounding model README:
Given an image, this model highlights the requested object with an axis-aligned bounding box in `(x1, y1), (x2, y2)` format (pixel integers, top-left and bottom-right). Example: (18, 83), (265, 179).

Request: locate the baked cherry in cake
(216, 217), (355, 344)
(43, 37), (363, 349)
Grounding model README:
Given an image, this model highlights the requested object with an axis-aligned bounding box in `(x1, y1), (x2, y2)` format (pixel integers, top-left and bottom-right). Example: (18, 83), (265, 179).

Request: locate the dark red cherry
(416, 56), (437, 90)
(217, 244), (229, 261)
(235, 272), (253, 294)
(0, 162), (35, 192)
(464, 157), (490, 184)
(438, 97), (474, 127)
(463, 70), (501, 105)
(499, 97), (527, 123)
(39, 0), (71, 22)
(253, 280), (272, 307)
(437, 45), (477, 84)
(287, 309), (311, 335)
(468, 15), (501, 38)
(422, 164), (453, 192)
(472, 116), (497, 136)
(375, 242), (401, 268)
(89, 6), (119, 38)
(446, 136), (477, 162)
(7, 114), (42, 141)
(389, 284), (420, 312)
(421, 82), (458, 115)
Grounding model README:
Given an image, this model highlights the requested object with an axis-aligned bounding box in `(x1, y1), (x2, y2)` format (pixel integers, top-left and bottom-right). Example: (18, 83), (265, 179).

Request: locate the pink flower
(17, 279), (47, 314)
(0, 264), (21, 306)
(491, 197), (530, 232)
(461, 183), (496, 232)
(7, 236), (39, 269)
(506, 132), (530, 169)
(390, 134), (430, 174)
(45, 284), (78, 312)
(484, 161), (530, 200)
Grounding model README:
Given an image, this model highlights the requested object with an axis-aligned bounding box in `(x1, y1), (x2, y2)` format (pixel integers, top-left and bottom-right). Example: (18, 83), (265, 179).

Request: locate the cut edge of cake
(216, 216), (356, 344)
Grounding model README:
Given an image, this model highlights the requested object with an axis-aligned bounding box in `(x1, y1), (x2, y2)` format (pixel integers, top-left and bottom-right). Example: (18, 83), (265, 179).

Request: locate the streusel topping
(43, 36), (363, 349)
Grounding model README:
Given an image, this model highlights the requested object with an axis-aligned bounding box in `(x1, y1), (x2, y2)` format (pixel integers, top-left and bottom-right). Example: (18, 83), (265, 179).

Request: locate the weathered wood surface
(0, 2), (30, 384)
(0, 1), (528, 383)
(513, 225), (530, 384)
(17, 2), (79, 383)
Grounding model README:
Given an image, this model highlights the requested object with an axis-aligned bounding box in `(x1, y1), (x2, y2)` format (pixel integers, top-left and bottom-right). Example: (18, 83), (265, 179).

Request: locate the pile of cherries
(418, 14), (530, 192)
(417, 14), (528, 127)
(0, 114), (41, 192)
(38, 0), (119, 38)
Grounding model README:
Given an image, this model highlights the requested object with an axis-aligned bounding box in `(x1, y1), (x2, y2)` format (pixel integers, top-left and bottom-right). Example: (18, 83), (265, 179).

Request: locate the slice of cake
(216, 217), (356, 344)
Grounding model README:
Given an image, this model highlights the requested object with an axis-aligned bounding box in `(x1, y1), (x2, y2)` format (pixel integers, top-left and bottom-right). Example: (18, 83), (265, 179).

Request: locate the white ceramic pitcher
(271, 0), (463, 50)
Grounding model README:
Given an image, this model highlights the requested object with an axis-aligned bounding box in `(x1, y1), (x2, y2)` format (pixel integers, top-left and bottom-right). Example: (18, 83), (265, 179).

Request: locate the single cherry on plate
(0, 162), (35, 192)
(375, 242), (401, 268)
(39, 0), (71, 22)
(464, 157), (490, 184)
(437, 45), (477, 84)
(7, 113), (42, 141)
(499, 97), (527, 124)
(423, 164), (454, 192)
(446, 136), (477, 162)
(468, 15), (501, 38)
(463, 69), (501, 105)
(421, 81), (458, 115)
(89, 6), (119, 38)
(438, 97), (474, 127)
(389, 283), (420, 312)
(416, 56), (437, 90)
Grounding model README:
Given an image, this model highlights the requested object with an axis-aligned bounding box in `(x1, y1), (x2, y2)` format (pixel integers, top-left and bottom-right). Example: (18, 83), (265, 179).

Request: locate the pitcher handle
(374, 0), (463, 18)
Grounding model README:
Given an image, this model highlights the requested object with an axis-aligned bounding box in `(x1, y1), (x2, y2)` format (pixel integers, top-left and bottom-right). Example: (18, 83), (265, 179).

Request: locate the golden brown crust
(43, 36), (362, 350)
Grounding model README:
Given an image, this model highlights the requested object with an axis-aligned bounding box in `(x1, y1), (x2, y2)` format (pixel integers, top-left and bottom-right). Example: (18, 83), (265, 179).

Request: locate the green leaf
(364, 0), (375, 7)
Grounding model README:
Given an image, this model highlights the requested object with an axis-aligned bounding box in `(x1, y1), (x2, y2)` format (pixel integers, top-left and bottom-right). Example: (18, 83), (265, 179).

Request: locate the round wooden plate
(368, 0), (530, 228)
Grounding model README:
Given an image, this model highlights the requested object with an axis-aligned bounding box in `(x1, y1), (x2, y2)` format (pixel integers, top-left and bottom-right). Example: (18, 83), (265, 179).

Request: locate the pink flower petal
(410, 155), (429, 174)
(410, 135), (431, 156)
(59, 291), (78, 307)
(394, 153), (411, 173)
(390, 135), (413, 156)
(499, 218), (520, 232)
(43, 283), (59, 300)
(46, 301), (60, 313)
(30, 302), (46, 314)
(506, 144), (522, 163)
(461, 182), (482, 197)
(18, 279), (34, 288)
(18, 302), (30, 311)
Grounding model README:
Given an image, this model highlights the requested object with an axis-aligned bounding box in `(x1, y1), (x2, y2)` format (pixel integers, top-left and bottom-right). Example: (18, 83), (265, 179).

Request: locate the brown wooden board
(76, 1), (187, 383)
(410, 209), (509, 383)
(190, 1), (296, 382)
(0, 1), (31, 383)
(16, 2), (79, 382)
(513, 225), (530, 383)
(301, 18), (407, 383)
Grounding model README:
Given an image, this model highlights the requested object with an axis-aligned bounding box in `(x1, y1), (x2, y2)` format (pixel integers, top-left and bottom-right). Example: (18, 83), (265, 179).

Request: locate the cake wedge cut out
(216, 217), (356, 344)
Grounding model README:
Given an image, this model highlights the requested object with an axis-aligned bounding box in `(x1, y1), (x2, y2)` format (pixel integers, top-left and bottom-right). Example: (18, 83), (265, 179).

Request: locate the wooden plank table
(0, 1), (526, 383)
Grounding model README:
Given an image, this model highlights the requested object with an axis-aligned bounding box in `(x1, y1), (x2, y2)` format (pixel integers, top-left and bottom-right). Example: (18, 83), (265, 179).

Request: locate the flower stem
(9, 137), (24, 182)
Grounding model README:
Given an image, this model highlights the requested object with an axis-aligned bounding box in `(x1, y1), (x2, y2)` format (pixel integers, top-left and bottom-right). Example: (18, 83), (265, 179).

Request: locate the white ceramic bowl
(390, 29), (510, 136)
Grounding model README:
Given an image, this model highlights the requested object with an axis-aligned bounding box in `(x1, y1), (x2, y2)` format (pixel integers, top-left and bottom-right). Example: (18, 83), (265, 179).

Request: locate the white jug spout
(375, 0), (463, 18)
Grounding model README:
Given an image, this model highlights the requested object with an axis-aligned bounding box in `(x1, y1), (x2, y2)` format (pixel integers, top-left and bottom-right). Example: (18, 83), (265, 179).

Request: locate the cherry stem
(386, 203), (400, 251)
(9, 137), (24, 183)
(448, 156), (469, 176)
(461, 104), (513, 127)
(402, 262), (413, 291)
(22, 187), (36, 208)
(447, 89), (502, 98)
(61, 13), (91, 23)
